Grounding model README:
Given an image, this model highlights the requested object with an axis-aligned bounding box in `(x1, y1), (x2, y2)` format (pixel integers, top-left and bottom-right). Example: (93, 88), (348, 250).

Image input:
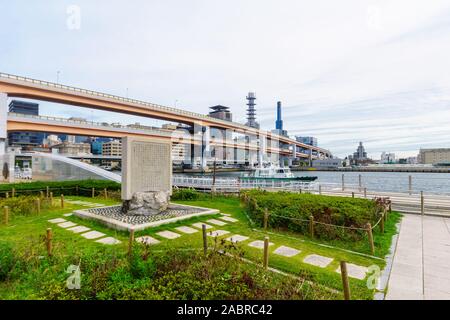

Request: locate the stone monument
(121, 136), (172, 215)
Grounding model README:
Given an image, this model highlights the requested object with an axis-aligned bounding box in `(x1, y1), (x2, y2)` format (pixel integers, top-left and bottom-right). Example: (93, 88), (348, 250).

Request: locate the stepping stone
(207, 219), (227, 226)
(67, 226), (90, 234)
(335, 264), (369, 280)
(303, 254), (333, 268)
(273, 246), (301, 257)
(48, 218), (66, 224)
(156, 231), (181, 240)
(219, 216), (239, 223)
(225, 234), (249, 243)
(207, 230), (230, 237)
(175, 226), (198, 234)
(96, 237), (121, 245)
(58, 221), (77, 228)
(248, 240), (274, 249)
(136, 236), (160, 245)
(192, 222), (213, 229)
(81, 230), (106, 240)
(63, 213), (73, 217)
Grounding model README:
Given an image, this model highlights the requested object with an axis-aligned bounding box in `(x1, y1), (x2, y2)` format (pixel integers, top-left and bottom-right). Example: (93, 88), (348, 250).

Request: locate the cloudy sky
(1, 0), (450, 158)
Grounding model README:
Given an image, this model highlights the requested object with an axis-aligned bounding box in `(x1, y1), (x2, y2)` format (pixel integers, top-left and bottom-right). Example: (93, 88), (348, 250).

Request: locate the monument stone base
(122, 191), (170, 216)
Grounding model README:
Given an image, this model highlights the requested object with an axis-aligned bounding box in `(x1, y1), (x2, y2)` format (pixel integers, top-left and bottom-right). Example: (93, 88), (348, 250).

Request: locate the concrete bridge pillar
(201, 125), (210, 171)
(0, 93), (7, 156)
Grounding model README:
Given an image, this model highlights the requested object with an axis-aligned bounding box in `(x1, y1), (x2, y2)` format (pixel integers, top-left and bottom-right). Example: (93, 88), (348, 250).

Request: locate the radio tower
(245, 92), (260, 129)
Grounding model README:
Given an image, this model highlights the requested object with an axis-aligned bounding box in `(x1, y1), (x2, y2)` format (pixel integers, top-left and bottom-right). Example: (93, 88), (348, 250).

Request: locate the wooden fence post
(366, 223), (375, 255)
(352, 192), (355, 198)
(46, 228), (53, 256)
(341, 174), (345, 191)
(12, 188), (15, 198)
(50, 192), (54, 205)
(420, 191), (424, 215)
(92, 187), (95, 198)
(3, 206), (9, 225)
(340, 261), (351, 300)
(263, 236), (269, 270)
(35, 198), (41, 215)
(76, 185), (79, 196)
(128, 229), (135, 257)
(5, 192), (8, 198)
(46, 186), (49, 198)
(263, 208), (269, 231)
(104, 188), (108, 199)
(364, 188), (367, 198)
(60, 194), (65, 209)
(309, 215), (314, 238)
(40, 191), (44, 198)
(380, 212), (385, 233)
(358, 174), (362, 192)
(202, 224), (208, 255)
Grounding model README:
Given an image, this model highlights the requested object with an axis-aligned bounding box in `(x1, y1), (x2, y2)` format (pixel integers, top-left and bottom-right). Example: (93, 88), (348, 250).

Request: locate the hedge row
(0, 180), (121, 197)
(243, 190), (383, 241)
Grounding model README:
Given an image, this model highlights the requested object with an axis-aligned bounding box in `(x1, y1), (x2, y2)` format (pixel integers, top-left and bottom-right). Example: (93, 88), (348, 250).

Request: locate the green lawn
(0, 195), (401, 300)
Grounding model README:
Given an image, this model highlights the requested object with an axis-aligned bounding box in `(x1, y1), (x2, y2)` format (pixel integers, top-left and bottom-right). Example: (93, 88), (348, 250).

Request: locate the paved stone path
(207, 219), (227, 226)
(48, 212), (372, 280)
(303, 254), (333, 268)
(156, 231), (181, 239)
(226, 234), (249, 243)
(48, 218), (121, 245)
(136, 236), (160, 245)
(386, 214), (450, 300)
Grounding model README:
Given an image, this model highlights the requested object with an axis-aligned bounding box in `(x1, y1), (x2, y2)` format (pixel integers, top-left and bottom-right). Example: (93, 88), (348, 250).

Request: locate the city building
(418, 148), (450, 164)
(245, 92), (260, 129)
(312, 159), (342, 169)
(381, 152), (396, 164)
(208, 105), (232, 122)
(102, 139), (122, 169)
(51, 141), (91, 156)
(8, 100), (39, 115)
(271, 101), (288, 137)
(42, 134), (61, 147)
(90, 137), (112, 155)
(296, 136), (318, 147)
(8, 100), (45, 147)
(353, 142), (368, 160)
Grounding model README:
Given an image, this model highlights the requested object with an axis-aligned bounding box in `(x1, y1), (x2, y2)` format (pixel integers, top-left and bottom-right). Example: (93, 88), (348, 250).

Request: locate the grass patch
(0, 194), (401, 300)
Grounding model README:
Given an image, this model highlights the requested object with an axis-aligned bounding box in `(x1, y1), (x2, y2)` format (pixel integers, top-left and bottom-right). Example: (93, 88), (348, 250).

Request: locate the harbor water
(181, 171), (450, 195)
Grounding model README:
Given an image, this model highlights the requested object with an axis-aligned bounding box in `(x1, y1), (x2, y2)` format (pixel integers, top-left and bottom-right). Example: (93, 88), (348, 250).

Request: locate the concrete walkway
(386, 214), (450, 300)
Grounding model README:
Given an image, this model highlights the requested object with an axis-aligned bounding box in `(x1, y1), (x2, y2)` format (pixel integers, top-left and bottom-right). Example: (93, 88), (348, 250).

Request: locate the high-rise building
(418, 148), (450, 164)
(8, 100), (39, 115)
(380, 152), (396, 164)
(352, 142), (368, 160)
(8, 100), (45, 147)
(102, 139), (122, 169)
(209, 105), (232, 122)
(245, 92), (259, 129)
(296, 136), (318, 147)
(272, 101), (288, 137)
(275, 101), (283, 130)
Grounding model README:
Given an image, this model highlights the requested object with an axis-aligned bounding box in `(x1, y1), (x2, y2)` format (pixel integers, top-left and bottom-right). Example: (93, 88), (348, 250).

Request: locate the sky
(1, 0), (450, 159)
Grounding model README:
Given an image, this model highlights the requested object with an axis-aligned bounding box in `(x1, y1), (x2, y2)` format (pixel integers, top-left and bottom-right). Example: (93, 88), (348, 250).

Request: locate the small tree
(2, 162), (9, 181)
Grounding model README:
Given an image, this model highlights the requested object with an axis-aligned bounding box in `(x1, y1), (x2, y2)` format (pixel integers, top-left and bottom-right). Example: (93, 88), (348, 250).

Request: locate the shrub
(0, 180), (121, 198)
(0, 242), (15, 281)
(171, 188), (202, 201)
(243, 190), (381, 241)
(0, 196), (53, 217)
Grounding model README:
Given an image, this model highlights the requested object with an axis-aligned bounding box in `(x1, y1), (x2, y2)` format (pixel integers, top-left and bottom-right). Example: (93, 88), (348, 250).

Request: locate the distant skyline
(2, 1), (450, 158)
